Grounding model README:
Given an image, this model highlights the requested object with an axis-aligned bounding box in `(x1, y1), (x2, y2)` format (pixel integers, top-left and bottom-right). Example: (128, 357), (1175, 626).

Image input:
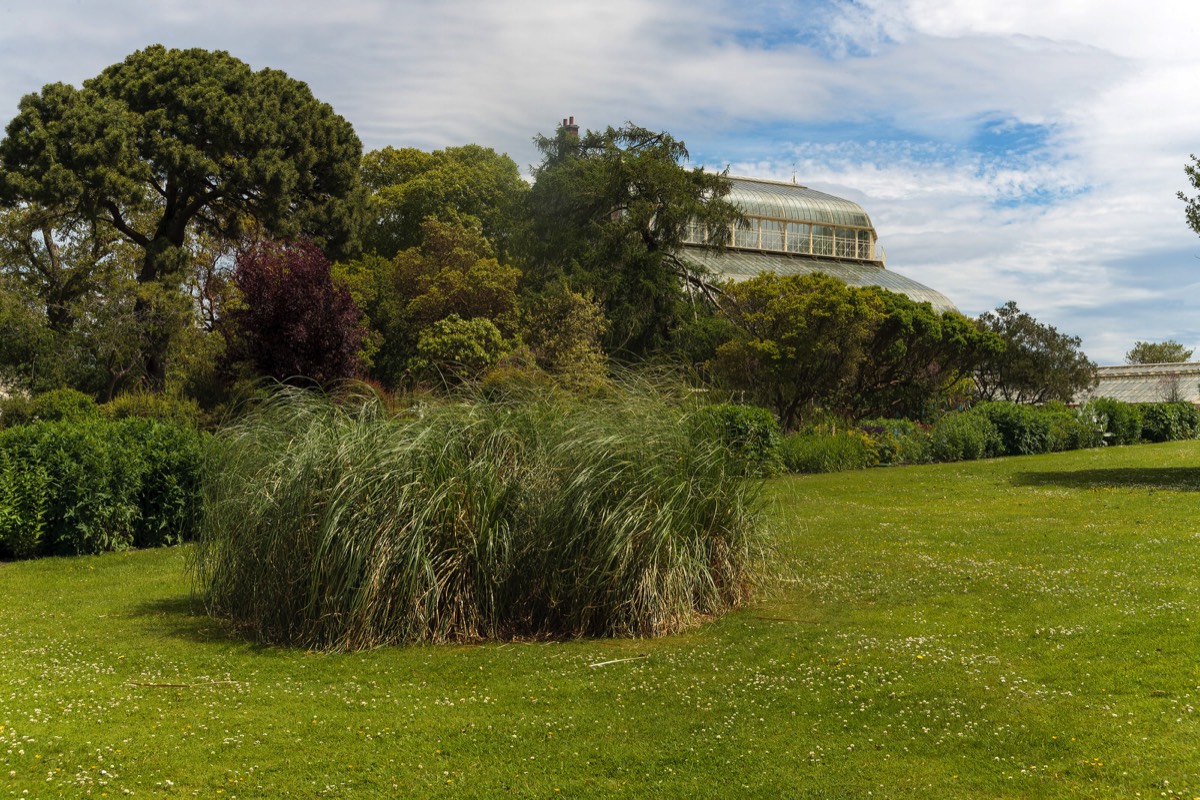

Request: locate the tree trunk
(135, 237), (190, 391)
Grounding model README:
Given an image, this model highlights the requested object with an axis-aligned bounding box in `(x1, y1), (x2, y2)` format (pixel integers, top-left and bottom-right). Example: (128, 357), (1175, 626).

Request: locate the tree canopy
(1125, 339), (1194, 364)
(974, 301), (1097, 404)
(223, 239), (367, 385)
(715, 272), (882, 430)
(711, 274), (1002, 427)
(361, 144), (527, 260)
(338, 218), (521, 388)
(851, 287), (1003, 420)
(523, 123), (741, 355)
(0, 45), (364, 385)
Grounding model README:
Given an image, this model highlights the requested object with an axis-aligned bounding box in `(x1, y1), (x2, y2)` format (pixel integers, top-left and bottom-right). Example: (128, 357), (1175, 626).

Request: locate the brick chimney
(562, 115), (579, 138)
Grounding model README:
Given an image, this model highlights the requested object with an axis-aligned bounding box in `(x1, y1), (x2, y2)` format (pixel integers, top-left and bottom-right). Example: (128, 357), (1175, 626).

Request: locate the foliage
(852, 288), (1003, 420)
(193, 386), (769, 649)
(0, 416), (204, 558)
(691, 403), (783, 476)
(858, 417), (931, 465)
(520, 285), (609, 391)
(0, 445), (49, 558)
(0, 260), (152, 398)
(0, 387), (99, 428)
(102, 390), (203, 429)
(0, 205), (127, 333)
(523, 122), (741, 355)
(117, 417), (206, 548)
(0, 273), (50, 388)
(410, 314), (509, 385)
(1088, 397), (1143, 445)
(778, 430), (878, 473)
(0, 45), (363, 386)
(974, 301), (1097, 404)
(224, 238), (367, 385)
(340, 218), (521, 388)
(969, 401), (1053, 456)
(1138, 402), (1200, 443)
(928, 411), (1002, 462)
(361, 144), (527, 260)
(714, 272), (882, 430)
(1125, 339), (1194, 364)
(1042, 402), (1106, 452)
(1179, 153), (1200, 238)
(667, 305), (738, 381)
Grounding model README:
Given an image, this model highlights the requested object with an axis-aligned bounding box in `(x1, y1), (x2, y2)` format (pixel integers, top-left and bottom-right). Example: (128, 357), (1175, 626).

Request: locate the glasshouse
(685, 176), (957, 313)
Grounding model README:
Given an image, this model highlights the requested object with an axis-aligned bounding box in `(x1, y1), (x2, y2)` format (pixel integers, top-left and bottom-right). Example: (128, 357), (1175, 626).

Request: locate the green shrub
(1139, 402), (1200, 443)
(858, 418), (931, 465)
(779, 431), (878, 474)
(928, 412), (1002, 462)
(0, 388), (100, 429)
(0, 417), (205, 559)
(103, 391), (203, 429)
(4, 419), (136, 555)
(970, 402), (1052, 456)
(692, 404), (782, 476)
(118, 418), (206, 548)
(1087, 398), (1142, 445)
(1044, 402), (1106, 452)
(0, 447), (50, 559)
(193, 387), (770, 650)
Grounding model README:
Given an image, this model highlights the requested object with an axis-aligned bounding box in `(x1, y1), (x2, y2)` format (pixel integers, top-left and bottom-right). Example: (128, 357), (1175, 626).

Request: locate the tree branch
(102, 201), (150, 248)
(666, 253), (726, 310)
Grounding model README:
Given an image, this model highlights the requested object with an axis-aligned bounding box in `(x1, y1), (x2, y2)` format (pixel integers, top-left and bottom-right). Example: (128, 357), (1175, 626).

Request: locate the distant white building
(1077, 362), (1200, 406)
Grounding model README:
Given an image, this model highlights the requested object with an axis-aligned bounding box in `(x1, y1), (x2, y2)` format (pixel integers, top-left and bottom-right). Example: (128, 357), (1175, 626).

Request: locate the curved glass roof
(683, 247), (959, 315)
(727, 176), (874, 229)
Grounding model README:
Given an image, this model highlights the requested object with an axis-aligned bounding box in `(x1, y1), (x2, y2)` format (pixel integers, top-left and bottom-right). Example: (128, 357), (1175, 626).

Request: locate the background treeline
(0, 48), (1103, 425)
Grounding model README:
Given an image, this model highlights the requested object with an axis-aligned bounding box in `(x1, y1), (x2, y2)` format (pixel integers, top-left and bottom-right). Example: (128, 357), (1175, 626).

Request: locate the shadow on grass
(1012, 467), (1200, 492)
(126, 595), (262, 648)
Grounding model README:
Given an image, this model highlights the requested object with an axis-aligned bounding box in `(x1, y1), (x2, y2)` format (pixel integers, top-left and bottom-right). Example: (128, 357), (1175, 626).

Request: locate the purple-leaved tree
(225, 238), (366, 385)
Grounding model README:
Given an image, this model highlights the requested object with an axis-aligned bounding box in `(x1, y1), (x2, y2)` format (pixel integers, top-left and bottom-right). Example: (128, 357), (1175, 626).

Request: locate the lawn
(3, 442), (1200, 798)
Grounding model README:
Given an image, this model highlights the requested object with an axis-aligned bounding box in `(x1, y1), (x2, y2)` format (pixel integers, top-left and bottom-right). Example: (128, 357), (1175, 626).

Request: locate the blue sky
(1, 0), (1198, 363)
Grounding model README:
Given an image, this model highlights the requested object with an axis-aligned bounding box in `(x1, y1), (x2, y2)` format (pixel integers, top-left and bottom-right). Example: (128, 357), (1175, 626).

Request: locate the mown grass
(3, 442), (1200, 797)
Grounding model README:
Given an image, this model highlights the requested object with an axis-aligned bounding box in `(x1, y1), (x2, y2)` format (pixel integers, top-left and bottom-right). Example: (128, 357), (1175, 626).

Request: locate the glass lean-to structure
(683, 176), (958, 314)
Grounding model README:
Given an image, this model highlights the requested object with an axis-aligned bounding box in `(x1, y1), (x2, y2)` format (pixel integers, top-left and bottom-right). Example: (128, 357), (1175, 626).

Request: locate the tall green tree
(338, 218), (521, 388)
(851, 288), (1003, 420)
(521, 286), (609, 391)
(523, 122), (742, 356)
(714, 272), (883, 430)
(0, 45), (363, 387)
(361, 144), (527, 261)
(1125, 340), (1194, 364)
(0, 205), (124, 334)
(974, 301), (1097, 404)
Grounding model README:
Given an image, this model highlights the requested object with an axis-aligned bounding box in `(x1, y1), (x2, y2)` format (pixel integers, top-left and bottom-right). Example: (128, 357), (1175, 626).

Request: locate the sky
(1, 0), (1198, 364)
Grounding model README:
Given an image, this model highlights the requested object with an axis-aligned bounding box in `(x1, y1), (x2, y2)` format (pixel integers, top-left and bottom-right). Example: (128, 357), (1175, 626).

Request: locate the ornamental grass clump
(193, 387), (768, 650)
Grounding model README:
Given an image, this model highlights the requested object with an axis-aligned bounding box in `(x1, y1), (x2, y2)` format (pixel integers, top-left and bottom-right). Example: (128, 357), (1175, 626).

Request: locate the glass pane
(760, 219), (785, 252)
(786, 223), (810, 254)
(735, 218), (760, 249)
(813, 226), (833, 256)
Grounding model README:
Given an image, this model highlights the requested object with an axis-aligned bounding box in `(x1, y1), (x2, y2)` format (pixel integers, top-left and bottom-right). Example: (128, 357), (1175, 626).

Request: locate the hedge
(0, 417), (205, 559)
